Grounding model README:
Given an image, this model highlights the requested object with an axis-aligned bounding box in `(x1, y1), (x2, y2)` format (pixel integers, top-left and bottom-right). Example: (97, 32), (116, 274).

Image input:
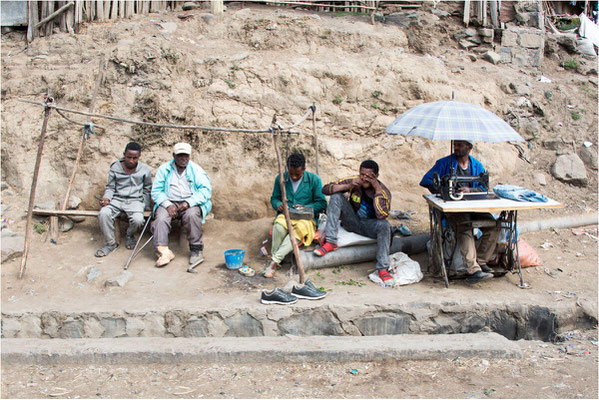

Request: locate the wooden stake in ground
(271, 122), (306, 284)
(19, 102), (53, 279)
(53, 56), (105, 243)
(311, 103), (319, 176)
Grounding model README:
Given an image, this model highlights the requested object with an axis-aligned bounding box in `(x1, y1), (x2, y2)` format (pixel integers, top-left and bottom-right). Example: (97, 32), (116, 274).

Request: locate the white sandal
(239, 265), (255, 277)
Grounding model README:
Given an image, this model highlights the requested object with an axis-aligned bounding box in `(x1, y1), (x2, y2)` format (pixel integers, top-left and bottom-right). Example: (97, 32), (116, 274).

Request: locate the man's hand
(277, 204), (285, 212)
(350, 178), (362, 189)
(457, 187), (471, 193)
(363, 172), (381, 192)
(177, 201), (190, 213)
(100, 198), (110, 207)
(166, 205), (178, 218)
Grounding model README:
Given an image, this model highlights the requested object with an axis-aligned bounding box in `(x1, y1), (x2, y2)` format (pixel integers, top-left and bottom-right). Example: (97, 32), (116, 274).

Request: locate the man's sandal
(262, 261), (280, 278)
(94, 243), (119, 257)
(125, 235), (136, 250)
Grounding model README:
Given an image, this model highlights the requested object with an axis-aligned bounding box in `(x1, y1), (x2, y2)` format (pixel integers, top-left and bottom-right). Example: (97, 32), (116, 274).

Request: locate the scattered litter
(389, 209), (415, 220)
(557, 122), (563, 126)
(170, 387), (195, 396)
(259, 246), (268, 257)
(536, 75), (551, 83)
(544, 268), (557, 278)
(348, 369), (358, 375)
(572, 229), (585, 236)
(584, 232), (598, 241)
(583, 141), (592, 147)
(483, 388), (496, 396)
(394, 224), (412, 236)
(8, 295), (16, 302)
(49, 388), (71, 397)
(540, 241), (554, 249)
(26, 289), (36, 296)
(567, 104), (574, 109)
(575, 252), (584, 257)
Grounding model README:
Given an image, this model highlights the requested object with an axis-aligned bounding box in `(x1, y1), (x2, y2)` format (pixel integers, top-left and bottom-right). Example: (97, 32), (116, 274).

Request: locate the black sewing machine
(432, 169), (490, 201)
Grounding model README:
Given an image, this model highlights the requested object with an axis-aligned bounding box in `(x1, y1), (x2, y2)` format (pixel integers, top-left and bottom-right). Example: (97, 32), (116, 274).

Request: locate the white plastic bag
(369, 251), (423, 287)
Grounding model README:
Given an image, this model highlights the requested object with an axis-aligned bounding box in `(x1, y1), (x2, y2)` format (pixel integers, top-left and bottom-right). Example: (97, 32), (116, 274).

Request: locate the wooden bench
(31, 209), (187, 246)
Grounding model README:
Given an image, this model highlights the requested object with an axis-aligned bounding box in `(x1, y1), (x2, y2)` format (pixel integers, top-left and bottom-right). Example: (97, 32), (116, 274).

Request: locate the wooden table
(424, 193), (563, 288)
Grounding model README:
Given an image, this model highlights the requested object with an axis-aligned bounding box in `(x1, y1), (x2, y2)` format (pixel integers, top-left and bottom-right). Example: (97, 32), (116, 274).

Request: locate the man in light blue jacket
(151, 142), (212, 270)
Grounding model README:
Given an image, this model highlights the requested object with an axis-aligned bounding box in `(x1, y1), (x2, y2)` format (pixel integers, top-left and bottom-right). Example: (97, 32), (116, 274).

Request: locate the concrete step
(2, 333), (522, 364)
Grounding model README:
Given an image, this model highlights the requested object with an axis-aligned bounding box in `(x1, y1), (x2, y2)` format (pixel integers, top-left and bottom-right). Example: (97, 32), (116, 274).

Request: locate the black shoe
(467, 270), (493, 284)
(292, 280), (327, 300)
(261, 288), (297, 305)
(480, 264), (493, 273)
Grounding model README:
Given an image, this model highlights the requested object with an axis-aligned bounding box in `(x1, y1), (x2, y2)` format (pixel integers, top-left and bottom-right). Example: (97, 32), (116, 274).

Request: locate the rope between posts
(55, 108), (106, 130)
(18, 99), (313, 134)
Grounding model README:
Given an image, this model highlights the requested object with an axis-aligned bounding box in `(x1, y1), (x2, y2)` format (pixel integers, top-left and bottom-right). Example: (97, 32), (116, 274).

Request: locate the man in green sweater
(264, 153), (327, 278)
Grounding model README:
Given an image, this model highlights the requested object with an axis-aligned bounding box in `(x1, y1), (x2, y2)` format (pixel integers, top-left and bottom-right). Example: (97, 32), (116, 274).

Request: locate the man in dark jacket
(314, 160), (394, 285)
(420, 140), (499, 284)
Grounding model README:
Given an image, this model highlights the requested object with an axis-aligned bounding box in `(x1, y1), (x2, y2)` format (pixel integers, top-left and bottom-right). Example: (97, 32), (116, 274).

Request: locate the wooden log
(489, 0), (498, 28)
(143, 0), (150, 14)
(34, 2), (74, 29)
(96, 0), (104, 21)
(211, 0), (224, 14)
(463, 0), (470, 26)
(27, 0), (40, 42)
(32, 209), (152, 217)
(74, 0), (81, 30)
(127, 0), (134, 17)
(58, 1), (67, 31)
(104, 0), (111, 18)
(118, 0), (125, 17)
(66, 2), (74, 33)
(482, 0), (488, 26)
(109, 0), (117, 19)
(19, 104), (53, 279)
(312, 103), (319, 176)
(272, 122), (306, 284)
(46, 0), (55, 36)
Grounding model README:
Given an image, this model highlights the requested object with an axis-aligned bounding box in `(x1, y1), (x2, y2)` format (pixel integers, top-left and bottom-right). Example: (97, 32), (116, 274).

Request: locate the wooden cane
(311, 103), (319, 176)
(53, 57), (104, 243)
(271, 121), (306, 284)
(19, 104), (53, 279)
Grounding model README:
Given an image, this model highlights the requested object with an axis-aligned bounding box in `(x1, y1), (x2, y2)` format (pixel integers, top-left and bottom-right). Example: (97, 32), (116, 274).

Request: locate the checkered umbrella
(386, 100), (525, 143)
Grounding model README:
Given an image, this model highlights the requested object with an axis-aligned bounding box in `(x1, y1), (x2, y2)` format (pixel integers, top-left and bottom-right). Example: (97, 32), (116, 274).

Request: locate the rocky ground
(1, 1), (598, 398)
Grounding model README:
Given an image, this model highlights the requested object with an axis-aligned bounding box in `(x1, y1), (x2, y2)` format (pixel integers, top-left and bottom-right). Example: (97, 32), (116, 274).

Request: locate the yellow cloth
(274, 214), (316, 246)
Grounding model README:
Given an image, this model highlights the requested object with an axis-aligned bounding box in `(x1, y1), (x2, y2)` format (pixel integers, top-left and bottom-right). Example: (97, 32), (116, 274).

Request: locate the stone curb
(1, 333), (522, 364)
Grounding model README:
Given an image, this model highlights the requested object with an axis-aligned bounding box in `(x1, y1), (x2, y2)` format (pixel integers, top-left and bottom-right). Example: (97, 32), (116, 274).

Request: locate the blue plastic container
(224, 249), (245, 270)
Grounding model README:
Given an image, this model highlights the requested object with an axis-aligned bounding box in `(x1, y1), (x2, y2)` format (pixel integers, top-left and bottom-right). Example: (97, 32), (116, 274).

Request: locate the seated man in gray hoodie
(95, 142), (152, 257)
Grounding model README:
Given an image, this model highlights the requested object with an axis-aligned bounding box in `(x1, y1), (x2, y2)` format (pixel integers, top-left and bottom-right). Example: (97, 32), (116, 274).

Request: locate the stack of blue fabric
(493, 184), (548, 203)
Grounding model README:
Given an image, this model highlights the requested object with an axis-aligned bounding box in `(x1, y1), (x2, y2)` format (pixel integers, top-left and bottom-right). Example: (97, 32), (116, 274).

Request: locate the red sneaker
(378, 270), (395, 285)
(313, 241), (338, 257)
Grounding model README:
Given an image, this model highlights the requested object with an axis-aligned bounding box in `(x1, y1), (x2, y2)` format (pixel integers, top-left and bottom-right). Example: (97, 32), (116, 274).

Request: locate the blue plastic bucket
(224, 249), (245, 270)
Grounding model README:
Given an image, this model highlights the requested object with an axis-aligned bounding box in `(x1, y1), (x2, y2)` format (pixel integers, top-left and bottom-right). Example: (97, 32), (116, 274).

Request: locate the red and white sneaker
(378, 270), (395, 286)
(313, 241), (338, 257)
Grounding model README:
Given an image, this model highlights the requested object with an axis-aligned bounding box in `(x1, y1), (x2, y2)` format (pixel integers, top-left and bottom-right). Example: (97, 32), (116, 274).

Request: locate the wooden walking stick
(19, 99), (53, 279)
(52, 56), (105, 243)
(271, 118), (306, 284)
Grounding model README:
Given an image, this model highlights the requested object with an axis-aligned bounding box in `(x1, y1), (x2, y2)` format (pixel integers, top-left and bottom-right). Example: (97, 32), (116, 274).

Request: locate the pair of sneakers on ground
(261, 280), (327, 305)
(313, 239), (396, 286)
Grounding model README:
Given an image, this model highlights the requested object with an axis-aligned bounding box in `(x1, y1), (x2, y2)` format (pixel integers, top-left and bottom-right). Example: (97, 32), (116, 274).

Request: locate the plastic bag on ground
(518, 239), (543, 267)
(368, 251), (423, 287)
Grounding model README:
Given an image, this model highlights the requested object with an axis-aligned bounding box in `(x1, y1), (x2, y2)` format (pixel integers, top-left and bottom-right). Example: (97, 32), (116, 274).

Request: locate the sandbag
(517, 239), (543, 267)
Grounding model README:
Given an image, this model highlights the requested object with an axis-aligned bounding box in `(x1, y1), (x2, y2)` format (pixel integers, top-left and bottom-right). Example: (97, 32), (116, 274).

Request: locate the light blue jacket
(151, 160), (212, 222)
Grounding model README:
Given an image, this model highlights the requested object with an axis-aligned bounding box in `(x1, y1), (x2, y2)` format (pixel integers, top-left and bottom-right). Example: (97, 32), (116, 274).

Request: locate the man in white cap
(151, 142), (212, 271)
(420, 140), (500, 284)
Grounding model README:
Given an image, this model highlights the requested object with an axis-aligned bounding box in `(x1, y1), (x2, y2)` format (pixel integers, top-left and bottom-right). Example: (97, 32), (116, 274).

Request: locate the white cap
(173, 142), (192, 155)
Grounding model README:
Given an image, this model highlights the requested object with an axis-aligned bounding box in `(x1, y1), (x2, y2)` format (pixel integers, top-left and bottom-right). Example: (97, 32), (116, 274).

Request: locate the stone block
(125, 317), (145, 337)
(41, 313), (61, 338)
(501, 30), (518, 47)
(551, 154), (588, 186)
(489, 310), (521, 340)
(224, 312), (263, 337)
(499, 47), (512, 63)
(59, 319), (84, 338)
(279, 310), (344, 336)
(482, 51), (501, 65)
(459, 315), (487, 333)
(206, 315), (229, 337)
(141, 314), (166, 337)
(525, 306), (555, 341)
(184, 318), (209, 337)
(1, 233), (24, 263)
(104, 270), (133, 287)
(357, 313), (411, 336)
(17, 315), (42, 338)
(432, 315), (461, 334)
(100, 317), (126, 338)
(83, 317), (105, 338)
(520, 118), (540, 139)
(1, 318), (21, 338)
(165, 311), (186, 337)
(519, 32), (543, 48)
(578, 147), (598, 170)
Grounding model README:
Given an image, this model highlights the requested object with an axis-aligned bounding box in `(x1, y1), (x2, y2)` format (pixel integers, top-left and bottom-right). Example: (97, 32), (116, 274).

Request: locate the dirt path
(2, 330), (597, 399)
